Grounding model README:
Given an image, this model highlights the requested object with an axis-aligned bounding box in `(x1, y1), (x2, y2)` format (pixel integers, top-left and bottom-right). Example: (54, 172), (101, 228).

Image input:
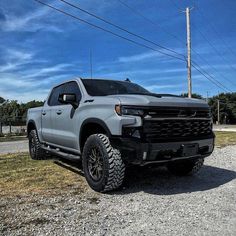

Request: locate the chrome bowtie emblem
(190, 111), (197, 117)
(178, 110), (197, 117)
(178, 110), (187, 117)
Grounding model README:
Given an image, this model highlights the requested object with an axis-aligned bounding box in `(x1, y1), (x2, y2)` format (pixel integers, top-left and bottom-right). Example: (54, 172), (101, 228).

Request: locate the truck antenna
(90, 49), (93, 79)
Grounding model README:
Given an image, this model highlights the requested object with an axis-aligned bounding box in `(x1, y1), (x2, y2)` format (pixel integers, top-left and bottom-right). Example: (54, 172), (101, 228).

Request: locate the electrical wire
(192, 62), (232, 92)
(34, 0), (186, 62)
(196, 6), (236, 58)
(191, 53), (236, 87)
(192, 23), (236, 73)
(117, 0), (232, 90)
(169, 1), (236, 86)
(117, 0), (184, 45)
(58, 0), (185, 59)
(34, 0), (233, 93)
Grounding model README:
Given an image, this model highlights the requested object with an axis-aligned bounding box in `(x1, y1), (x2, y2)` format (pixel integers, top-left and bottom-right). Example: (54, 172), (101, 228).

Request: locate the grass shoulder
(0, 135), (27, 142)
(215, 131), (236, 147)
(0, 153), (87, 197)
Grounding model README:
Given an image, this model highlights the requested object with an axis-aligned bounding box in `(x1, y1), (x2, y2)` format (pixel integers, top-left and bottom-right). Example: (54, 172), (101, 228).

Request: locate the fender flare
(27, 119), (37, 135)
(79, 118), (112, 147)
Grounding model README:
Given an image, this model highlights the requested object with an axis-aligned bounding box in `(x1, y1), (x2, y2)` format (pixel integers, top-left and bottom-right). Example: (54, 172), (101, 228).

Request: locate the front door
(50, 81), (82, 149)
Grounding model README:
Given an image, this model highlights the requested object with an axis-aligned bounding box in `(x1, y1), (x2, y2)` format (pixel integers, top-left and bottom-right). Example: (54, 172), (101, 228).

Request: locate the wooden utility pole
(186, 7), (192, 98)
(206, 91), (209, 103)
(217, 99), (220, 125)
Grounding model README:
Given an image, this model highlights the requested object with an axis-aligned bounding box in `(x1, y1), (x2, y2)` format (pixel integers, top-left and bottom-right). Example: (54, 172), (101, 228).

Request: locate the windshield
(81, 79), (151, 96)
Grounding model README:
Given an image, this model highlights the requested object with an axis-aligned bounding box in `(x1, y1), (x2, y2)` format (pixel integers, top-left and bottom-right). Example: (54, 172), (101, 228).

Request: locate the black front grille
(142, 119), (212, 142)
(144, 107), (211, 118)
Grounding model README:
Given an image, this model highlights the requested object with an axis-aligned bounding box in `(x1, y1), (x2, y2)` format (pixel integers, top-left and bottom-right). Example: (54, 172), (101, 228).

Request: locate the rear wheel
(167, 158), (204, 176)
(82, 134), (125, 192)
(28, 130), (45, 160)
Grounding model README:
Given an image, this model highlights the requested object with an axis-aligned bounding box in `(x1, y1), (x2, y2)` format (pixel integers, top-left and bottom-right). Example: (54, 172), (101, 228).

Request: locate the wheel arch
(79, 118), (112, 151)
(27, 120), (37, 136)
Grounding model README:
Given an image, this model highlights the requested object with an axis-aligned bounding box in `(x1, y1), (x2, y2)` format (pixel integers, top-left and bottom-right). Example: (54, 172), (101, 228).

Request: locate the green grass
(0, 153), (87, 197)
(215, 131), (236, 147)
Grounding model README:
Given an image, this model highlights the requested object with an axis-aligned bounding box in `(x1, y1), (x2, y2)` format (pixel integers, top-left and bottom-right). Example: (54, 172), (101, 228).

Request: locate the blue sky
(0, 0), (235, 102)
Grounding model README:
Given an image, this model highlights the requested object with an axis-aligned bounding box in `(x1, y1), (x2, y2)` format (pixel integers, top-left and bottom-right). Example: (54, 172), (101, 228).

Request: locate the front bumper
(111, 134), (215, 165)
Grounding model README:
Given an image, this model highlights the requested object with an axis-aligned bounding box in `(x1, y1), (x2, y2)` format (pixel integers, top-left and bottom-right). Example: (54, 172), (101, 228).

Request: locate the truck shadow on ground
(119, 165), (236, 195)
(55, 158), (236, 195)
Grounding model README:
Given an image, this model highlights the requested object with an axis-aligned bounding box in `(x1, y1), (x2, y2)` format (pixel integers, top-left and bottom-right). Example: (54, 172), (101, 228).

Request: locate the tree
(0, 99), (44, 126)
(181, 93), (203, 99)
(208, 93), (236, 124)
(0, 97), (5, 104)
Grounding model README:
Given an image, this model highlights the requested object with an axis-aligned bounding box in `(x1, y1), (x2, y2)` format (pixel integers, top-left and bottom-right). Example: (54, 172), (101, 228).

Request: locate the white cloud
(0, 49), (35, 72)
(0, 2), (62, 33)
(0, 73), (73, 88)
(0, 0), (117, 33)
(0, 73), (76, 102)
(6, 49), (33, 61)
(118, 51), (163, 63)
(22, 63), (75, 79)
(118, 48), (185, 63)
(96, 67), (187, 79)
(145, 84), (180, 91)
(0, 86), (50, 103)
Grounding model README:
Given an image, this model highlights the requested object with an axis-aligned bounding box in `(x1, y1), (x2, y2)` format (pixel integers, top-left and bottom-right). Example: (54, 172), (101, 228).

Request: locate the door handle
(56, 110), (62, 115)
(42, 111), (46, 115)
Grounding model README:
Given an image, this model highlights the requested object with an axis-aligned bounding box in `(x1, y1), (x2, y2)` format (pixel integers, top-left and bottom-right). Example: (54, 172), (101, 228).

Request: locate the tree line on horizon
(0, 93), (236, 124)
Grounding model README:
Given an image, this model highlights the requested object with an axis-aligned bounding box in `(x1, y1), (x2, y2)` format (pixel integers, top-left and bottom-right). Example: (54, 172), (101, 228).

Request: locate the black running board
(42, 146), (81, 162)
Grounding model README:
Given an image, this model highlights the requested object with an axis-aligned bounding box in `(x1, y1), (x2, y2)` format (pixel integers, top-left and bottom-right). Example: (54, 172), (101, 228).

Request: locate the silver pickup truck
(27, 78), (214, 192)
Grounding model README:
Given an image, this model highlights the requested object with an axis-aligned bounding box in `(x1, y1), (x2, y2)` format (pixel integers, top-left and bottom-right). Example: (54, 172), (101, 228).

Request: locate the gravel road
(1, 146), (236, 236)
(0, 140), (28, 154)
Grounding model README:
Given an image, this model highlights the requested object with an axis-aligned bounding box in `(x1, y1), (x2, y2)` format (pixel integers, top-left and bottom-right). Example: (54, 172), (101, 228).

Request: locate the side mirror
(58, 93), (78, 109)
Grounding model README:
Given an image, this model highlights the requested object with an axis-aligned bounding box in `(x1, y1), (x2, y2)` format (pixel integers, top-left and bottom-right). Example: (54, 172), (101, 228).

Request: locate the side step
(41, 146), (81, 162)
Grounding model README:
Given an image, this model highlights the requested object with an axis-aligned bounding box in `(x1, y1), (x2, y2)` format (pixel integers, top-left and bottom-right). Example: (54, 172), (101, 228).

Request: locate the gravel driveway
(1, 146), (236, 236)
(0, 140), (28, 154)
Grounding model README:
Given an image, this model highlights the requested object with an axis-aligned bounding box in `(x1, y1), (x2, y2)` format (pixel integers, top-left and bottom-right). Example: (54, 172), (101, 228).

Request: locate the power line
(117, 0), (232, 93)
(34, 0), (185, 62)
(192, 22), (236, 73)
(117, 0), (184, 46)
(196, 6), (236, 58)
(169, 1), (236, 87)
(58, 0), (185, 59)
(117, 0), (234, 90)
(192, 61), (232, 92)
(34, 0), (233, 93)
(192, 62), (232, 93)
(191, 51), (236, 87)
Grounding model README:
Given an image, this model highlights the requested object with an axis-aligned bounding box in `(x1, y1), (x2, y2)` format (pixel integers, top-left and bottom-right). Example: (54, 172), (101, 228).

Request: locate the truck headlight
(115, 105), (144, 116)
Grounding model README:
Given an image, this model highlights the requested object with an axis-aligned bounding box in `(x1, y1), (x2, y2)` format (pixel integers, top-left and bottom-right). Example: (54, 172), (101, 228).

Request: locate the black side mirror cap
(58, 93), (78, 109)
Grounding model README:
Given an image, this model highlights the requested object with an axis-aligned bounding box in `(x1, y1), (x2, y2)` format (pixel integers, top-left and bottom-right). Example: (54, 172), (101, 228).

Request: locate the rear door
(50, 81), (82, 149)
(41, 103), (52, 143)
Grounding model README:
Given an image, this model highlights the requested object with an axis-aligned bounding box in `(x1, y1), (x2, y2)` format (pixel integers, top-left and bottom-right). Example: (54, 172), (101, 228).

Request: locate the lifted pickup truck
(27, 78), (214, 192)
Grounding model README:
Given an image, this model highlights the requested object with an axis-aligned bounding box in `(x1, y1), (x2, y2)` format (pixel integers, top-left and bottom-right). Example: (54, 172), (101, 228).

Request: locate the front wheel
(167, 158), (204, 176)
(82, 134), (125, 192)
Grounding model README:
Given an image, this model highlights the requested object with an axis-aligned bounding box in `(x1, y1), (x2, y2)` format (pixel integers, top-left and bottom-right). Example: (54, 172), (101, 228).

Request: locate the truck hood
(107, 94), (208, 108)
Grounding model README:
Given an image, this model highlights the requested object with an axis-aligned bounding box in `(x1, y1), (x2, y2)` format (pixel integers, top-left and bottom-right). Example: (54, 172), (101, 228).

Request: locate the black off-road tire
(167, 158), (204, 176)
(28, 129), (45, 160)
(82, 134), (125, 192)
